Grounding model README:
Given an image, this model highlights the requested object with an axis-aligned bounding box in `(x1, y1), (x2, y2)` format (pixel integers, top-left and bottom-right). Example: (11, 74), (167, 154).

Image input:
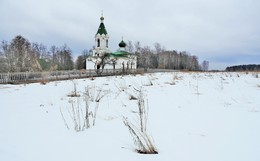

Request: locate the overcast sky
(1, 0), (260, 69)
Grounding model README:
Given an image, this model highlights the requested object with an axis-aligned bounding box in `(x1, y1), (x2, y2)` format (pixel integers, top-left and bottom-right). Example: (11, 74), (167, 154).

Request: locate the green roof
(110, 51), (129, 58)
(96, 22), (107, 35)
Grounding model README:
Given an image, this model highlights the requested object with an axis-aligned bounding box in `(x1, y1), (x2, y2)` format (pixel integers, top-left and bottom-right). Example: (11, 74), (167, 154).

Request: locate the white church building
(86, 15), (137, 70)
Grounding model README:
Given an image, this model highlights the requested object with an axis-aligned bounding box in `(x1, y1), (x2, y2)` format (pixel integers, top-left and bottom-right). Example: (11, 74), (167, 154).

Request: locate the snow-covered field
(1, 72), (260, 161)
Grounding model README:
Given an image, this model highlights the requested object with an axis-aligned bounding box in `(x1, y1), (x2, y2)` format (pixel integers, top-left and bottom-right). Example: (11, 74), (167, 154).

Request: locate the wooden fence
(0, 68), (145, 84)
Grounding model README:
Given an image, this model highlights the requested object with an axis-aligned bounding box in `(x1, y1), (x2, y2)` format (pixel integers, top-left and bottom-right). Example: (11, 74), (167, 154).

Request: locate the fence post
(7, 72), (9, 83)
(2, 73), (4, 83)
(26, 72), (28, 81)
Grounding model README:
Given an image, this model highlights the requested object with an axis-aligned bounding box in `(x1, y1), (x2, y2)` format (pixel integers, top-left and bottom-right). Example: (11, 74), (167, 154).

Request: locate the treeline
(226, 64), (260, 71)
(0, 35), (208, 73)
(0, 35), (76, 73)
(126, 41), (209, 71)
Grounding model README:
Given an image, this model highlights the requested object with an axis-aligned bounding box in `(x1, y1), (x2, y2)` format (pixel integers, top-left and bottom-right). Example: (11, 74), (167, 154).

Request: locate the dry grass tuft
(40, 80), (48, 85)
(129, 94), (138, 100)
(123, 89), (158, 154)
(67, 80), (80, 97)
(67, 92), (80, 97)
(143, 76), (153, 86)
(123, 117), (158, 154)
(39, 72), (49, 85)
(61, 85), (109, 132)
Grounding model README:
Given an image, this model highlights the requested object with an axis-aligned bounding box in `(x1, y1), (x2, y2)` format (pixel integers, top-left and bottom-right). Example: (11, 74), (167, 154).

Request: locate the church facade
(86, 15), (137, 70)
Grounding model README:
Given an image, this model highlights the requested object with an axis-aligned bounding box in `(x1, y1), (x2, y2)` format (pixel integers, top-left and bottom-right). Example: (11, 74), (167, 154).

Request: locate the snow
(1, 72), (260, 161)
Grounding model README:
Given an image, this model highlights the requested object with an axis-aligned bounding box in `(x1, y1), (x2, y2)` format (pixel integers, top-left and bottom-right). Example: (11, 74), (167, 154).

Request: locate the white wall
(86, 60), (95, 69)
(86, 56), (137, 70)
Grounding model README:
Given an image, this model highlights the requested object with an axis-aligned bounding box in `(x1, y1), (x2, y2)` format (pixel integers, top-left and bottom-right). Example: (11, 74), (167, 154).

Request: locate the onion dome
(119, 40), (126, 48)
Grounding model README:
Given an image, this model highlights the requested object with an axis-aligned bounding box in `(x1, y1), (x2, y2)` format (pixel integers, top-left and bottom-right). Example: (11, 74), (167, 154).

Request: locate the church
(86, 15), (137, 71)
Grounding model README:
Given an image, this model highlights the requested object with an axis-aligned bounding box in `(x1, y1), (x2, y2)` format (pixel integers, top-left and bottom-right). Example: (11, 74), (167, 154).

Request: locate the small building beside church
(86, 15), (137, 71)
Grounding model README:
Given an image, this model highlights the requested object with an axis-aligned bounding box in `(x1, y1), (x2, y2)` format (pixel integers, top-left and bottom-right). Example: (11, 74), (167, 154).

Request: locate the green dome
(119, 40), (126, 48)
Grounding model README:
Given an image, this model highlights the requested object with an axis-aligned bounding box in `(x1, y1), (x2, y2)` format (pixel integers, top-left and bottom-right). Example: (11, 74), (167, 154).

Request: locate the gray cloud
(1, 0), (259, 69)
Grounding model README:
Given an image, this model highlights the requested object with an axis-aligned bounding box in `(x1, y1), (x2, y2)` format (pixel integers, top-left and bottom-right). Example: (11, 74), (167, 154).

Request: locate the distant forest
(226, 64), (260, 71)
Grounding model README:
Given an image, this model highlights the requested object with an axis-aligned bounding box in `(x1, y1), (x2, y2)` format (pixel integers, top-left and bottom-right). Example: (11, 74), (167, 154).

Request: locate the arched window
(106, 40), (108, 47)
(97, 39), (100, 47)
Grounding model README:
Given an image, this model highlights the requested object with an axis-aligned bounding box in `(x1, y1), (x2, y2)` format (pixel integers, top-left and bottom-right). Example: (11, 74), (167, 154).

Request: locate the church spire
(96, 13), (107, 35)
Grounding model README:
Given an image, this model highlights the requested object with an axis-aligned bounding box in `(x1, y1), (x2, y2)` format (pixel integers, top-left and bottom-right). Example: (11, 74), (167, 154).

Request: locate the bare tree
(81, 49), (91, 58)
(32, 42), (51, 71)
(75, 55), (85, 70)
(94, 53), (112, 75)
(126, 40), (134, 53)
(49, 44), (74, 70)
(0, 41), (10, 72)
(59, 44), (74, 70)
(154, 42), (162, 54)
(201, 60), (209, 71)
(2, 35), (42, 72)
(32, 42), (48, 59)
(138, 46), (150, 69)
(134, 41), (141, 54)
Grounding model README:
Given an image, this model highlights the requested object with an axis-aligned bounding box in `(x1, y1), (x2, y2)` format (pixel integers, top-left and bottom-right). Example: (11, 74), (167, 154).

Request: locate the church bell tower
(93, 14), (110, 57)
